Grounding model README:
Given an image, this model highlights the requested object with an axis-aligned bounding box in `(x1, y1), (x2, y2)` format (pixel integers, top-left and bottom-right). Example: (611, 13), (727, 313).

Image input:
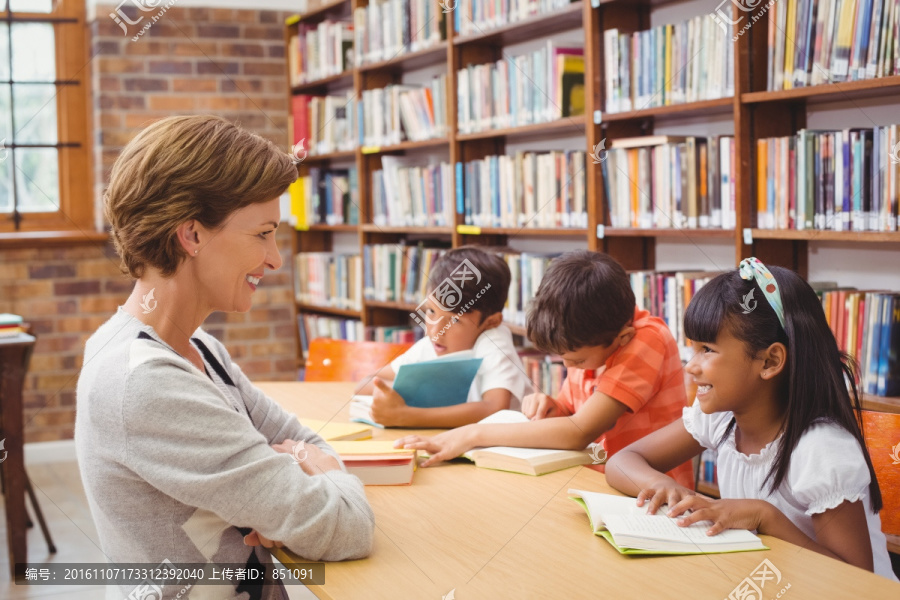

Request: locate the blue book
(393, 353), (483, 408)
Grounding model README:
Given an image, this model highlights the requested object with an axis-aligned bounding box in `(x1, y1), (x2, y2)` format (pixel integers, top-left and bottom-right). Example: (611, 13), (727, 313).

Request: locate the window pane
(0, 85), (10, 139)
(0, 25), (8, 81)
(9, 0), (54, 13)
(0, 148), (11, 213)
(13, 83), (57, 144)
(11, 23), (55, 82)
(15, 147), (58, 212)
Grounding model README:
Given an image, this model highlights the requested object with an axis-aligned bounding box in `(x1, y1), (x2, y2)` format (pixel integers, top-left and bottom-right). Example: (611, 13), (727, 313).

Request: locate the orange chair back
(862, 410), (900, 536)
(304, 338), (412, 382)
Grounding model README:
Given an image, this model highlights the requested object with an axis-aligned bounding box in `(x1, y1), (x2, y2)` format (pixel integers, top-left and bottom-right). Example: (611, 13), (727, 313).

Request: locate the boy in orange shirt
(396, 250), (694, 488)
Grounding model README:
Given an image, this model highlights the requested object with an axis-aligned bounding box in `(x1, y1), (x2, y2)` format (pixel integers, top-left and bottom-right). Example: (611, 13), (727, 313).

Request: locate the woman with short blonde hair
(77, 115), (374, 600)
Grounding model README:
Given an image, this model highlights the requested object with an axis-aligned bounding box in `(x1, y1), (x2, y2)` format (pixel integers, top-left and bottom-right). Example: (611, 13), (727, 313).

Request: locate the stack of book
(816, 287), (900, 397)
(294, 252), (363, 311)
(629, 270), (724, 361)
(457, 43), (584, 134)
(601, 135), (736, 230)
(353, 0), (444, 65)
(501, 251), (559, 328)
(362, 243), (448, 304)
(519, 351), (567, 398)
(460, 150), (588, 229)
(292, 92), (358, 156)
(453, 0), (576, 37)
(755, 125), (899, 232)
(288, 19), (354, 86)
(359, 76), (448, 147)
(328, 441), (417, 485)
(298, 316), (421, 355)
(603, 15), (734, 113)
(767, 0), (900, 90)
(289, 167), (360, 228)
(0, 313), (25, 338)
(371, 156), (454, 227)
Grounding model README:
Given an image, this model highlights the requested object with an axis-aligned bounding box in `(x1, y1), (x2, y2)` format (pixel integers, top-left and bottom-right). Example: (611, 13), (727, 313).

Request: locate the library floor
(0, 459), (316, 599)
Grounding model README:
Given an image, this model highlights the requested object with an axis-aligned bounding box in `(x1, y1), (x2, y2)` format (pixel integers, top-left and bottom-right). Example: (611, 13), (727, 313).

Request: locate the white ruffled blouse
(683, 402), (898, 581)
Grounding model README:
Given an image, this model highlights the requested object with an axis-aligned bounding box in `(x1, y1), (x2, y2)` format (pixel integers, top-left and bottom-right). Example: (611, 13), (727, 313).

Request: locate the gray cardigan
(75, 308), (374, 599)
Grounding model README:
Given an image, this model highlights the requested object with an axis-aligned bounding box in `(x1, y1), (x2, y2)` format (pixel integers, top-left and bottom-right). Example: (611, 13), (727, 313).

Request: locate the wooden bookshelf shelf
(452, 1), (584, 47)
(290, 69), (354, 94)
(861, 394), (900, 415)
(305, 224), (359, 232)
(359, 224), (454, 234)
(742, 75), (900, 104)
(603, 228), (735, 239)
(365, 299), (419, 312)
(295, 302), (361, 319)
(602, 97), (734, 122)
(696, 481), (720, 498)
(456, 116), (586, 142)
(303, 149), (357, 162)
(358, 42), (449, 73)
(360, 137), (449, 154)
(749, 229), (900, 243)
(285, 0), (348, 24)
(459, 226), (588, 237)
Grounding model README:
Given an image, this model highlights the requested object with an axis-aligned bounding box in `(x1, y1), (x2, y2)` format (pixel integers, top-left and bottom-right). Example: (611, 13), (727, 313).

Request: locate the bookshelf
(284, 0), (900, 411)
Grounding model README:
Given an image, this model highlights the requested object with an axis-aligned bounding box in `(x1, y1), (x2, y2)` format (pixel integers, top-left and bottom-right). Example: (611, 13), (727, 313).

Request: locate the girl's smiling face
(685, 325), (768, 414)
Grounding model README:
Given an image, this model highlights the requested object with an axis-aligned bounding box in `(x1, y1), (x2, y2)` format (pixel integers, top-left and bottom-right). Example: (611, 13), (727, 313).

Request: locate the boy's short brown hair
(426, 246), (511, 322)
(527, 250), (636, 353)
(105, 115), (297, 278)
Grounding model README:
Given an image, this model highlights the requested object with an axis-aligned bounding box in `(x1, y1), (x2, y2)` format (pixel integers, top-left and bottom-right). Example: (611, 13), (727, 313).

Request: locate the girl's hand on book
(394, 426), (477, 467)
(371, 377), (410, 427)
(522, 392), (561, 420)
(668, 496), (769, 536)
(636, 477), (696, 516)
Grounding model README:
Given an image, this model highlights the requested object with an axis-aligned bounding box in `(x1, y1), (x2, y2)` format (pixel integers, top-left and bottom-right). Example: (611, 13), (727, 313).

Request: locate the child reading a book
(395, 250), (694, 488)
(359, 246), (529, 428)
(605, 258), (897, 580)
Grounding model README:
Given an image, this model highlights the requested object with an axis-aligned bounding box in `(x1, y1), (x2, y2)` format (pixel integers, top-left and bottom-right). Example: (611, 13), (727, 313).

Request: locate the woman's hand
(243, 530), (283, 549)
(667, 496), (771, 536)
(271, 438), (342, 476)
(370, 378), (411, 427)
(394, 425), (478, 467)
(521, 392), (560, 420)
(635, 476), (697, 515)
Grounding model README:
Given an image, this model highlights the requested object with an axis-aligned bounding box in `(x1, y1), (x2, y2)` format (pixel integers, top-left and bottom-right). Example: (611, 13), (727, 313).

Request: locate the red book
(292, 94), (310, 146)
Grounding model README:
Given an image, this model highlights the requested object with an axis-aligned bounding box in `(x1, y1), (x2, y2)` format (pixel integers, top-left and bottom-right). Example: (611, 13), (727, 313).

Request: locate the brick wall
(0, 6), (300, 443)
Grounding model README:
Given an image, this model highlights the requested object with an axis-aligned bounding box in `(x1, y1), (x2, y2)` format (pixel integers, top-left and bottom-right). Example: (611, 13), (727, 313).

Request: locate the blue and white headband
(738, 257), (786, 330)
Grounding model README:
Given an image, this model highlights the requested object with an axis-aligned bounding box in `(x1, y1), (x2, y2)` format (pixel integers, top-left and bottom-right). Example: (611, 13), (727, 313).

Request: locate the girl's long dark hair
(683, 266), (882, 512)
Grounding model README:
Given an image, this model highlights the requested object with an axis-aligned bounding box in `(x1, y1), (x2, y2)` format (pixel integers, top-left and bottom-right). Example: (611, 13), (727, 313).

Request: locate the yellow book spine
(289, 176), (308, 231)
(783, 0), (796, 90)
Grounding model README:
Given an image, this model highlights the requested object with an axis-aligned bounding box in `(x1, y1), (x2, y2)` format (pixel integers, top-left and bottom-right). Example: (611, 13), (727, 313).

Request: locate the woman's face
(197, 197), (283, 313)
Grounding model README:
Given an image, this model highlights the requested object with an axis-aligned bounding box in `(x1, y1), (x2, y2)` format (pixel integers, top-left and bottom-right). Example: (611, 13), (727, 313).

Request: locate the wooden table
(0, 333), (35, 579)
(259, 381), (900, 600)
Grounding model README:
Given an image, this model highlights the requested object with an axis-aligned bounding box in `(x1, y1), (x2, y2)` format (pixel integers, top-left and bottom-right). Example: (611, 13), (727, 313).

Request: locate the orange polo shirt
(555, 307), (694, 489)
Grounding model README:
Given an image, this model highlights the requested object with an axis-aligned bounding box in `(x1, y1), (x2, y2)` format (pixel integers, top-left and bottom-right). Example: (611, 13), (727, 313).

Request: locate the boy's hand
(394, 425), (478, 467)
(668, 497), (770, 536)
(371, 377), (411, 427)
(521, 392), (561, 420)
(635, 476), (698, 515)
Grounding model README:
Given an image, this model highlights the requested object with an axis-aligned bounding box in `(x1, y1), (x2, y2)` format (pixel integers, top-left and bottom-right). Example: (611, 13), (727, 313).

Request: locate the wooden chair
(861, 410), (900, 557)
(304, 339), (412, 383)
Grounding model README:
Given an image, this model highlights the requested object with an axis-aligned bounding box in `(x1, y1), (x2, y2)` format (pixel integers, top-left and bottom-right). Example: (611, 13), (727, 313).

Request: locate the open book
(452, 410), (592, 476)
(568, 489), (767, 555)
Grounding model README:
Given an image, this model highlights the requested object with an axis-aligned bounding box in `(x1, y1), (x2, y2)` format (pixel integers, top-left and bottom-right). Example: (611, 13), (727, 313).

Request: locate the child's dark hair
(684, 266), (882, 512)
(427, 246), (510, 322)
(527, 250), (636, 354)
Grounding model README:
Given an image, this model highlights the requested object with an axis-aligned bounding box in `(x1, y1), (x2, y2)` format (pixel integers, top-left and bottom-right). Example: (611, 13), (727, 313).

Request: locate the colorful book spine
(292, 168), (360, 227)
(294, 253), (363, 311)
(363, 244), (449, 304)
(291, 92), (358, 155)
(371, 158), (453, 227)
(360, 75), (447, 147)
(354, 0), (443, 65)
(455, 0), (575, 36)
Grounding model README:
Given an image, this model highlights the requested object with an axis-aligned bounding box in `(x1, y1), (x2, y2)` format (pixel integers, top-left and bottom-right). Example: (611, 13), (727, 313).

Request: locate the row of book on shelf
(288, 19), (353, 87)
(372, 156), (454, 227)
(603, 14), (734, 114)
(360, 76), (448, 146)
(291, 92), (357, 156)
(452, 0), (575, 37)
(756, 124), (900, 231)
(601, 135), (736, 230)
(353, 0), (445, 66)
(289, 167), (360, 228)
(457, 43), (584, 134)
(296, 246), (900, 396)
(767, 0), (900, 91)
(294, 253), (363, 311)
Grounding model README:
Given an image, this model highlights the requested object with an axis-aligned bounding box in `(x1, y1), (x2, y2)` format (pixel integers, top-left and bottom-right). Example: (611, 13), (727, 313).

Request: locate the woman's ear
(760, 342), (787, 380)
(175, 220), (202, 255)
